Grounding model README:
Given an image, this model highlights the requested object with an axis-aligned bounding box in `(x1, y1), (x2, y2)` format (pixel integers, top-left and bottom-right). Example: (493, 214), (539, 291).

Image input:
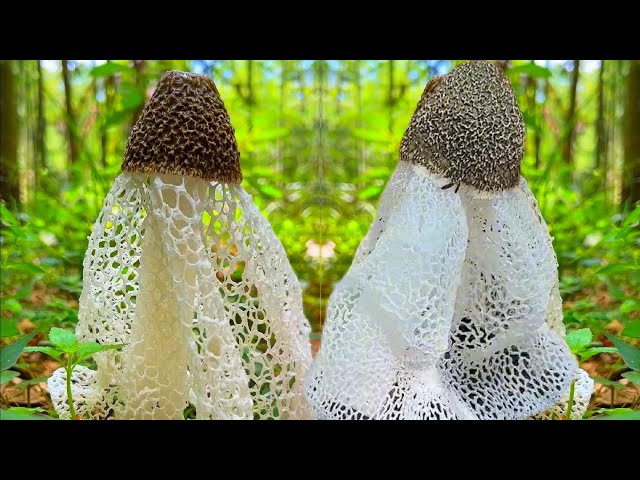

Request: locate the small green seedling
(563, 328), (618, 420)
(565, 330), (640, 420)
(565, 328), (618, 361)
(603, 332), (640, 386)
(24, 327), (123, 419)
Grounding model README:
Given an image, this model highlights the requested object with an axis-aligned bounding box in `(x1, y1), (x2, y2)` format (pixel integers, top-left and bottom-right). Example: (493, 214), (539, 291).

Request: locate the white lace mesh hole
(177, 192), (196, 218)
(206, 335), (223, 357)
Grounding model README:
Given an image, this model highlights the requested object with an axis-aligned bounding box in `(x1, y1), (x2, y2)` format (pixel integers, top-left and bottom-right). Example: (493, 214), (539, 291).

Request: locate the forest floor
(1, 281), (639, 417)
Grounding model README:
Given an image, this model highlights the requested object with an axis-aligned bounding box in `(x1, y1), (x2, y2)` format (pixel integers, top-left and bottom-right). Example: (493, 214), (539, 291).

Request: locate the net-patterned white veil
(48, 71), (312, 420)
(305, 163), (591, 419)
(305, 61), (592, 420)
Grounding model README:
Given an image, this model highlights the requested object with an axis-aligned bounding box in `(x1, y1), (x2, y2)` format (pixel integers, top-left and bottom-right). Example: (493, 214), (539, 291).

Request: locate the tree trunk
(20, 61), (35, 203)
(524, 67), (538, 167)
(387, 60), (395, 162)
(131, 60), (146, 126)
(608, 62), (620, 202)
(36, 60), (46, 171)
(61, 60), (79, 166)
(0, 60), (19, 205)
(387, 60), (394, 106)
(562, 60), (580, 172)
(276, 60), (286, 187)
(596, 61), (607, 173)
(497, 60), (510, 71)
(622, 60), (640, 207)
(101, 72), (116, 167)
(537, 62), (552, 171)
(356, 60), (366, 187)
(247, 60), (254, 133)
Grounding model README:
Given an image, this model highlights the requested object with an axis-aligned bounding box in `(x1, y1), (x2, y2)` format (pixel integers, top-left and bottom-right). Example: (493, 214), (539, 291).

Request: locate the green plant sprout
(563, 328), (616, 420)
(564, 327), (639, 419)
(24, 328), (123, 419)
(603, 332), (640, 385)
(564, 328), (619, 362)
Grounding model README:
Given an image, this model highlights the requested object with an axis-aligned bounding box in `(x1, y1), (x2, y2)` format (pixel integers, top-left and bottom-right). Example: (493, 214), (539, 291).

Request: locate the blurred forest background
(1, 60), (639, 417)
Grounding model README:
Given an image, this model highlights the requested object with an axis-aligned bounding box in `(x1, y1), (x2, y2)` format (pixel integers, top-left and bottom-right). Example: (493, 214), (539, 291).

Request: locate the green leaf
(0, 319), (20, 338)
(597, 264), (636, 275)
(579, 347), (618, 361)
(8, 406), (46, 414)
(9, 407), (47, 415)
(250, 166), (284, 179)
(508, 63), (552, 79)
(622, 371), (640, 384)
(5, 262), (46, 274)
(358, 184), (384, 200)
(620, 299), (640, 315)
(591, 377), (626, 389)
(0, 370), (19, 385)
(121, 86), (145, 110)
(594, 407), (635, 416)
(23, 346), (64, 361)
(76, 342), (107, 358)
(76, 342), (123, 363)
(0, 331), (38, 371)
(565, 328), (592, 355)
(352, 128), (388, 143)
(0, 409), (54, 420)
(622, 320), (640, 339)
(0, 203), (18, 226)
(622, 205), (640, 227)
(604, 332), (640, 371)
(594, 410), (640, 420)
(15, 375), (50, 389)
(48, 328), (79, 353)
(89, 62), (131, 78)
(2, 298), (22, 313)
(256, 184), (284, 200)
(251, 127), (289, 142)
(104, 109), (132, 129)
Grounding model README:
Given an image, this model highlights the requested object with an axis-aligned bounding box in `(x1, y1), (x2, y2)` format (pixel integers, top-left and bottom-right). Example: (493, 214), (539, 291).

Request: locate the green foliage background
(1, 59), (638, 378)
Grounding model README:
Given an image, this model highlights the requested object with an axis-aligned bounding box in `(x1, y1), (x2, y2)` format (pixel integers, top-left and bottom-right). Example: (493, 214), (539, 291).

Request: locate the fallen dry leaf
(17, 318), (37, 334)
(605, 318), (624, 336)
(1, 379), (49, 407)
(592, 382), (639, 409)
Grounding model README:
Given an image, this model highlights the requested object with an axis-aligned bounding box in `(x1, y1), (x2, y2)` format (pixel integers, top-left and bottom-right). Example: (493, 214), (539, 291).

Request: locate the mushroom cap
(122, 70), (242, 183)
(400, 61), (525, 192)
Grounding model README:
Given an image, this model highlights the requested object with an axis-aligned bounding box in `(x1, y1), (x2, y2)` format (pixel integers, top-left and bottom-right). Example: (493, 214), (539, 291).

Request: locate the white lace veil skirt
(305, 61), (592, 420)
(48, 71), (312, 420)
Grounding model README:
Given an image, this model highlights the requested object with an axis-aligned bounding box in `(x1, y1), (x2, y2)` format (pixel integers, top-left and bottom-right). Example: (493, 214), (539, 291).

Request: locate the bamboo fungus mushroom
(305, 61), (593, 420)
(48, 71), (313, 420)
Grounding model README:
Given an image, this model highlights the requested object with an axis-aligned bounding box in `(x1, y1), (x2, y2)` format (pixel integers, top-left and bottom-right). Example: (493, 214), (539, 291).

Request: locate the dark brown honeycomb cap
(122, 71), (242, 183)
(400, 61), (525, 192)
